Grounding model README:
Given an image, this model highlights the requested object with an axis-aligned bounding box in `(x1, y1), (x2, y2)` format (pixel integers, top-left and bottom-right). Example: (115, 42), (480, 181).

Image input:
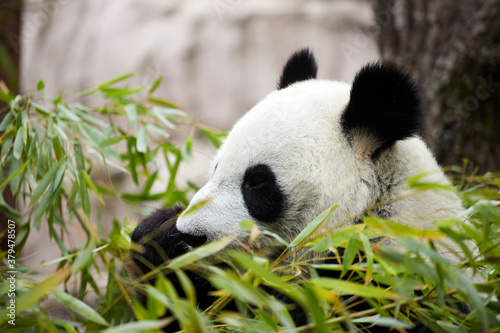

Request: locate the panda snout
(179, 231), (207, 248)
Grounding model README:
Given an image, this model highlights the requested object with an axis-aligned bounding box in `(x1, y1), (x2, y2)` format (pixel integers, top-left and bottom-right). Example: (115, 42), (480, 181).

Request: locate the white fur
(176, 79), (463, 257)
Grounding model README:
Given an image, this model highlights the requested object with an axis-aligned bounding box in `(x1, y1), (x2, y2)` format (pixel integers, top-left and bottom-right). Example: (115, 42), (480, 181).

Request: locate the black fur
(130, 209), (468, 332)
(129, 207), (218, 332)
(179, 231), (207, 247)
(130, 206), (186, 271)
(241, 164), (286, 222)
(278, 48), (318, 89)
(341, 61), (424, 159)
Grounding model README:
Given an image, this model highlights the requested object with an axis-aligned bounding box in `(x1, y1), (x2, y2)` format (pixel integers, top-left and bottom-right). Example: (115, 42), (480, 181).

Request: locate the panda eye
(246, 174), (267, 187)
(243, 165), (271, 188)
(241, 164), (286, 223)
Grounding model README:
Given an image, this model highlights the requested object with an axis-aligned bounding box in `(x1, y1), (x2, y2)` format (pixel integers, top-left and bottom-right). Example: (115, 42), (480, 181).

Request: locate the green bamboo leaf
(359, 232), (374, 284)
(153, 106), (186, 118)
(37, 80), (45, 91)
(29, 160), (63, 207)
(98, 72), (134, 89)
(180, 139), (193, 161)
(364, 216), (445, 240)
(52, 93), (63, 105)
(73, 239), (95, 272)
(33, 183), (58, 229)
(126, 138), (138, 184)
(75, 141), (85, 170)
(68, 179), (79, 209)
(0, 159), (28, 190)
(0, 90), (13, 103)
(79, 122), (104, 146)
(82, 170), (105, 205)
(232, 252), (298, 297)
(341, 237), (358, 278)
(290, 205), (337, 247)
(0, 111), (12, 131)
(312, 278), (401, 299)
(330, 224), (365, 247)
(148, 75), (163, 95)
(125, 104), (137, 130)
(57, 104), (80, 121)
(303, 287), (328, 333)
(152, 107), (176, 129)
(54, 290), (109, 327)
(76, 87), (98, 97)
(53, 136), (63, 160)
(53, 122), (69, 141)
(79, 171), (91, 216)
(208, 269), (264, 306)
(148, 96), (182, 109)
(353, 316), (413, 329)
(13, 126), (23, 159)
(0, 137), (13, 163)
(407, 172), (456, 192)
(167, 235), (235, 269)
(102, 86), (144, 97)
(31, 101), (52, 114)
(142, 170), (158, 196)
(101, 319), (172, 332)
(145, 123), (170, 138)
(97, 135), (126, 149)
(136, 125), (147, 153)
(0, 267), (71, 326)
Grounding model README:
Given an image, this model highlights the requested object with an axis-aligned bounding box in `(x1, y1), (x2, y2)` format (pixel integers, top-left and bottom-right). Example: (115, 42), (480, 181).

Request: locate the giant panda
(130, 49), (467, 332)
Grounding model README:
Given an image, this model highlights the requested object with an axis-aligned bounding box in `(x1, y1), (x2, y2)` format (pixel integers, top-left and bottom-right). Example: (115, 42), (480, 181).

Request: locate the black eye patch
(241, 164), (286, 222)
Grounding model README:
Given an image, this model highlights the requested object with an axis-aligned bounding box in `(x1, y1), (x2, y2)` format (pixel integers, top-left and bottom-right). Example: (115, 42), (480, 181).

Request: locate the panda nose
(179, 232), (207, 248)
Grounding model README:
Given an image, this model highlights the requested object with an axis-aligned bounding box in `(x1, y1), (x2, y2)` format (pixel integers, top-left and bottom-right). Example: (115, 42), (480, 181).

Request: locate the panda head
(176, 49), (425, 249)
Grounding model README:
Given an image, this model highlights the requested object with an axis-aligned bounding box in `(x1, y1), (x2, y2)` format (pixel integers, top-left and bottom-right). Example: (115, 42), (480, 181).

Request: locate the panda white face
(176, 80), (374, 247)
(175, 49), (443, 249)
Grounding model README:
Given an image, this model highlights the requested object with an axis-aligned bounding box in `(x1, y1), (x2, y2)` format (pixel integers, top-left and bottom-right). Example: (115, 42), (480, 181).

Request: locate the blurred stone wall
(21, 0), (377, 129)
(19, 0), (378, 276)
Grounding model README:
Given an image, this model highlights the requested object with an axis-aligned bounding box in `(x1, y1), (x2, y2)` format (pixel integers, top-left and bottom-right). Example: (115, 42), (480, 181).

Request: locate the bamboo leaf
(101, 319), (173, 332)
(57, 104), (80, 121)
(148, 96), (182, 109)
(148, 75), (163, 95)
(98, 72), (134, 89)
(29, 160), (63, 206)
(126, 138), (138, 184)
(136, 125), (147, 153)
(312, 278), (401, 300)
(167, 235), (235, 269)
(53, 136), (63, 160)
(0, 159), (28, 190)
(31, 101), (52, 114)
(125, 104), (137, 130)
(13, 126), (23, 159)
(290, 205), (337, 247)
(37, 80), (45, 91)
(364, 216), (445, 240)
(54, 290), (109, 327)
(0, 267), (71, 326)
(152, 107), (176, 130)
(82, 170), (105, 205)
(79, 171), (91, 216)
(97, 135), (126, 149)
(341, 237), (358, 278)
(0, 111), (12, 131)
(73, 239), (95, 272)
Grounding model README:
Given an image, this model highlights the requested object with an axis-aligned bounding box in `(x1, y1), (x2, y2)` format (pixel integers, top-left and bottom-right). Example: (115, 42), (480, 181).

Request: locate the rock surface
(21, 0), (377, 129)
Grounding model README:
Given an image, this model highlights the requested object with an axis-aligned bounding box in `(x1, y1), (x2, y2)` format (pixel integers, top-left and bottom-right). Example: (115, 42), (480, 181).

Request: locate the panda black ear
(341, 61), (424, 159)
(278, 49), (318, 89)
